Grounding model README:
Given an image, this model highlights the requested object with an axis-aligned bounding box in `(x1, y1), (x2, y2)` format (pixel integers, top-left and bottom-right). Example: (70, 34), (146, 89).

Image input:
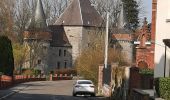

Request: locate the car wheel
(73, 93), (77, 97)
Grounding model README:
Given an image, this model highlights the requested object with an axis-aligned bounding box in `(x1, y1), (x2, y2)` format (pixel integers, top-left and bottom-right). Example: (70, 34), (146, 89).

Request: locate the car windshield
(78, 81), (92, 84)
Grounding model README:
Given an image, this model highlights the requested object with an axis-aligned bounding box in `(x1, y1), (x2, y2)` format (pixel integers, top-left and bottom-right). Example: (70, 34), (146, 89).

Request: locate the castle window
(38, 60), (41, 64)
(64, 61), (67, 69)
(59, 49), (62, 56)
(88, 43), (90, 47)
(64, 50), (66, 56)
(57, 62), (60, 69)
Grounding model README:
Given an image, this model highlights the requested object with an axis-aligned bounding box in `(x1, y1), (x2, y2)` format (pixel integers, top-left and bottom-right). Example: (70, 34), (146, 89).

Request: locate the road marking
(0, 85), (30, 100)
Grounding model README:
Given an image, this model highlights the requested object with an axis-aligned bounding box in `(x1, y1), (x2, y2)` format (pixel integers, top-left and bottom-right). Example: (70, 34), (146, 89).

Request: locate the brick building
(134, 18), (154, 69)
(133, 0), (156, 69)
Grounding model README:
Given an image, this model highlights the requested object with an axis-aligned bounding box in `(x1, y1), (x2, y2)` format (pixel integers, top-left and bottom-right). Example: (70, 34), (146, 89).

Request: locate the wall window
(64, 50), (66, 56)
(64, 61), (67, 69)
(88, 43), (90, 47)
(57, 62), (60, 69)
(59, 49), (62, 56)
(38, 60), (41, 64)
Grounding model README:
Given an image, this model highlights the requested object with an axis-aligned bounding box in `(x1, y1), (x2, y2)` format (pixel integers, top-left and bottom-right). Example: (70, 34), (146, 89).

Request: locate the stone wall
(48, 46), (72, 71)
(98, 63), (130, 99)
(64, 26), (104, 64)
(0, 75), (46, 89)
(64, 26), (83, 64)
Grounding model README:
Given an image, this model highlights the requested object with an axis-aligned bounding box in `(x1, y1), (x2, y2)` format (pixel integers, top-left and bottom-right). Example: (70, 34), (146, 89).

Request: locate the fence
(52, 74), (73, 81)
(129, 67), (154, 100)
(0, 74), (73, 89)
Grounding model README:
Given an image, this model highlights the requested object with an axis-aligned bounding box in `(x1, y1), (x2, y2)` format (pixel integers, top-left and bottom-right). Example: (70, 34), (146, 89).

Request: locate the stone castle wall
(64, 26), (104, 64)
(47, 46), (72, 71)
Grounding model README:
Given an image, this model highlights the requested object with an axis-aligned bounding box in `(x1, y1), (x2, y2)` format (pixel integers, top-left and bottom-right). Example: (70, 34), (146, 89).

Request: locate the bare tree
(43, 0), (68, 25)
(14, 0), (35, 43)
(90, 0), (123, 28)
(0, 0), (16, 41)
(13, 0), (68, 43)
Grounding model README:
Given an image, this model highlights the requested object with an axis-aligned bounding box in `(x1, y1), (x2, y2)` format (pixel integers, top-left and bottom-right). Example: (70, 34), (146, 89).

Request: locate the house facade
(154, 0), (170, 77)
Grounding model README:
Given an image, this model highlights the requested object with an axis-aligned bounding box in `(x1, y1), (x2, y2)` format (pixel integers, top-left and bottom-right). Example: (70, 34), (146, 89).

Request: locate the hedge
(139, 68), (154, 75)
(155, 77), (170, 100)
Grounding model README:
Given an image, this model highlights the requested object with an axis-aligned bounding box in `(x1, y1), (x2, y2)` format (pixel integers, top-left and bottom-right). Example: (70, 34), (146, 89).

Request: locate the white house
(154, 0), (170, 77)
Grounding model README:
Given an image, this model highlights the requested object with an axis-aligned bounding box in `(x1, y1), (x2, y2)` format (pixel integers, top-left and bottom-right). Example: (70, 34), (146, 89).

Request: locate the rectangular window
(88, 43), (90, 47)
(38, 60), (41, 64)
(64, 61), (67, 69)
(57, 62), (60, 69)
(59, 49), (62, 56)
(64, 50), (66, 56)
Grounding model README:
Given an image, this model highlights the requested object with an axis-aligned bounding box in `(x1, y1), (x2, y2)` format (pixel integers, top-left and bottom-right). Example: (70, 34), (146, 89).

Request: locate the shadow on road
(7, 93), (108, 100)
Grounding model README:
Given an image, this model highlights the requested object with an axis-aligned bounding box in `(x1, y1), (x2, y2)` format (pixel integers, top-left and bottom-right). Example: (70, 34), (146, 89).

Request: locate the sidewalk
(0, 83), (30, 100)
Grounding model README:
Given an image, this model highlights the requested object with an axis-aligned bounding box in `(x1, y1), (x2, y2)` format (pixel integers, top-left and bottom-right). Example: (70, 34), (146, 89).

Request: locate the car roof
(76, 80), (92, 82)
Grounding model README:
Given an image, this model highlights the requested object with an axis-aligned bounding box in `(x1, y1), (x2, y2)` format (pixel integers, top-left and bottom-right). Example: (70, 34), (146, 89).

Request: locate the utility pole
(104, 1), (109, 69)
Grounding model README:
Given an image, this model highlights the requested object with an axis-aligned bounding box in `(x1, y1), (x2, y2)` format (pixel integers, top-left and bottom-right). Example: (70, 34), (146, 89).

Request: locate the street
(6, 80), (107, 100)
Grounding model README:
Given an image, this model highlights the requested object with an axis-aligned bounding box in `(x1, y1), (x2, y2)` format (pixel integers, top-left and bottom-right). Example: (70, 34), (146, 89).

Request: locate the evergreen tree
(0, 36), (14, 76)
(122, 0), (139, 31)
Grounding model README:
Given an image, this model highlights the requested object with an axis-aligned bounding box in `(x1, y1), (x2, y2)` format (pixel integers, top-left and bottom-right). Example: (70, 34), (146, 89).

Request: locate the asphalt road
(6, 80), (107, 100)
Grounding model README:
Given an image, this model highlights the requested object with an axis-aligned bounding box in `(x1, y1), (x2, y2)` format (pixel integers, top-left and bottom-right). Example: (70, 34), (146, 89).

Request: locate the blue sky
(141, 0), (152, 23)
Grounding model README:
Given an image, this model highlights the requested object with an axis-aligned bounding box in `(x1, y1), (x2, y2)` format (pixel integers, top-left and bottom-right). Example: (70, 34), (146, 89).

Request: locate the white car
(72, 80), (95, 96)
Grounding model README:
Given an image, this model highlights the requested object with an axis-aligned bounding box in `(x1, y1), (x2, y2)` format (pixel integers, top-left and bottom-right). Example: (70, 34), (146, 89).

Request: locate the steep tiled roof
(55, 0), (104, 27)
(48, 25), (71, 47)
(26, 0), (49, 32)
(112, 33), (132, 41)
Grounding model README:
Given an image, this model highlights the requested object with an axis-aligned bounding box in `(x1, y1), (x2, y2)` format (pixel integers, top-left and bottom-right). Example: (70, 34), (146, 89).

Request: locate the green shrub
(0, 36), (14, 76)
(33, 69), (41, 76)
(155, 77), (170, 100)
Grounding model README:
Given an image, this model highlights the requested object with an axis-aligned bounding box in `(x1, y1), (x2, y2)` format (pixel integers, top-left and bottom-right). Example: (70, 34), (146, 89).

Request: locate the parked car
(72, 80), (95, 96)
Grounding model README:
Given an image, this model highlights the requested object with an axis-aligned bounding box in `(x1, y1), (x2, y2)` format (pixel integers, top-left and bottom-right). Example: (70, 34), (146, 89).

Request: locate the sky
(140, 0), (152, 23)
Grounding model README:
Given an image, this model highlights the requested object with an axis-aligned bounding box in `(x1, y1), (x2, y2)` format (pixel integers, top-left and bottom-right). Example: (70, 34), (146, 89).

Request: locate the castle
(23, 0), (104, 73)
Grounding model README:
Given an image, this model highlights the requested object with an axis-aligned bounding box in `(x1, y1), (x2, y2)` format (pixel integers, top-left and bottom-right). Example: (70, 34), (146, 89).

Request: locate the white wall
(154, 0), (170, 77)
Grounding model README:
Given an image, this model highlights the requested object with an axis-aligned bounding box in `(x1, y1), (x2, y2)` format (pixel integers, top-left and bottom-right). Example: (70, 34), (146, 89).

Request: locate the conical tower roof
(26, 0), (48, 32)
(55, 0), (104, 27)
